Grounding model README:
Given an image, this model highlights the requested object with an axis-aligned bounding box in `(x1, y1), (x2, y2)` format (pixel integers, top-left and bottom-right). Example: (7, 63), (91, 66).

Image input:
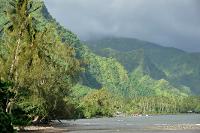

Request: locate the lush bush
(80, 89), (116, 118)
(0, 109), (14, 133)
(180, 96), (200, 113)
(11, 106), (32, 126)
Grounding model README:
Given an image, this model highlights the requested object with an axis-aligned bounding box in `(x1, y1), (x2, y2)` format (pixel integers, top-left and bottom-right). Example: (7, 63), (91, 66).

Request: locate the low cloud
(44, 0), (200, 52)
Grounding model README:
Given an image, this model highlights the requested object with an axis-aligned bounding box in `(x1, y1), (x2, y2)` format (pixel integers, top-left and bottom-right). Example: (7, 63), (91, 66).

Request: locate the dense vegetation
(79, 42), (189, 99)
(0, 0), (81, 131)
(85, 37), (200, 94)
(0, 0), (199, 132)
(0, 81), (15, 132)
(127, 96), (200, 114)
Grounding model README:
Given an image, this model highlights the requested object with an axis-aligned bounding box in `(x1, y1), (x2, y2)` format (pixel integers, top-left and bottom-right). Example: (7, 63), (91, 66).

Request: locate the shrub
(0, 109), (14, 133)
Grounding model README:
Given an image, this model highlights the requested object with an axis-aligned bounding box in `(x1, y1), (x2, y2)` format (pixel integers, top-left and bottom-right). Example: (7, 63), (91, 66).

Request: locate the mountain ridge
(84, 37), (200, 94)
(85, 36), (187, 53)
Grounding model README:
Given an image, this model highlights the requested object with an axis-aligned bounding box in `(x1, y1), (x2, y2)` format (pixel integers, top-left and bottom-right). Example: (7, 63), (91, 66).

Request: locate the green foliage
(180, 96), (200, 113)
(85, 37), (200, 94)
(78, 43), (189, 99)
(127, 96), (200, 115)
(0, 80), (15, 132)
(0, 108), (14, 133)
(0, 0), (81, 123)
(80, 89), (116, 118)
(129, 96), (183, 114)
(11, 106), (32, 126)
(72, 84), (94, 99)
(80, 46), (130, 97)
(129, 71), (187, 97)
(0, 80), (14, 111)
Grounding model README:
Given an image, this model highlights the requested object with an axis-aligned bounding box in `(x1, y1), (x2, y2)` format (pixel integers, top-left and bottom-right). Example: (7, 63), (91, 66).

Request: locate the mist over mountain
(44, 0), (200, 52)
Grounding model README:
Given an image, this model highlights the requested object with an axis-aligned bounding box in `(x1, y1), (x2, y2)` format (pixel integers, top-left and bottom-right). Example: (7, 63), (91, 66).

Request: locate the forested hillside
(0, 0), (200, 131)
(85, 37), (200, 94)
(0, 0), (192, 99)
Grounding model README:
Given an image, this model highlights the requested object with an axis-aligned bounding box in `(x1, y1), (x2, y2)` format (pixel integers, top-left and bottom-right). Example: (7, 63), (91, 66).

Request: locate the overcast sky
(44, 0), (200, 52)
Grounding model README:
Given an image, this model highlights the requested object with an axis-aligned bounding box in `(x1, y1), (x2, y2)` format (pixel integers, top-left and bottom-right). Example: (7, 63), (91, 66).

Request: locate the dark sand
(18, 124), (200, 133)
(19, 114), (200, 133)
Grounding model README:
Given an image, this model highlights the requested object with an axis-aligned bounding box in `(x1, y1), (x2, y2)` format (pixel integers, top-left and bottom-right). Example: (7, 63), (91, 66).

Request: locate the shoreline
(18, 114), (200, 132)
(18, 123), (200, 133)
(17, 123), (69, 133)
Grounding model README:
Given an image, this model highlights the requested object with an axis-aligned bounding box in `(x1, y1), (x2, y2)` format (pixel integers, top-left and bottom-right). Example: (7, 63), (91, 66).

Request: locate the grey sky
(44, 0), (200, 52)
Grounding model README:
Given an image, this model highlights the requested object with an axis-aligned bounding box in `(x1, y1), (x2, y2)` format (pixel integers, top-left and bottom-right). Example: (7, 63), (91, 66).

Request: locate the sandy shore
(18, 123), (200, 133)
(17, 125), (68, 133)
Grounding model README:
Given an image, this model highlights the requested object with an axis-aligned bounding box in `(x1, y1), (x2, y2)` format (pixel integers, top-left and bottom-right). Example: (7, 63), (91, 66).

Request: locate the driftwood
(32, 116), (51, 125)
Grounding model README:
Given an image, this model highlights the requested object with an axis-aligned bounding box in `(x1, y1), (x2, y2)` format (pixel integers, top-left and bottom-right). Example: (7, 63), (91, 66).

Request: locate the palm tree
(0, 0), (41, 113)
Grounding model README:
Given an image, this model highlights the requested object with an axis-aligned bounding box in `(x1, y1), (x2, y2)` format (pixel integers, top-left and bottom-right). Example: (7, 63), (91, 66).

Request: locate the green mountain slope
(79, 46), (130, 97)
(33, 4), (192, 97)
(0, 1), (190, 98)
(85, 37), (200, 94)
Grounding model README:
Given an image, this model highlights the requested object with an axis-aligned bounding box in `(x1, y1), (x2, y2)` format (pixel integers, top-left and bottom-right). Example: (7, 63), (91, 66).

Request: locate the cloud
(44, 0), (200, 52)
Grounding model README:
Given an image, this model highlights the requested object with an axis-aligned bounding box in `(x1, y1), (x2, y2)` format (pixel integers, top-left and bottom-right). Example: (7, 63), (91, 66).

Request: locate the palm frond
(0, 21), (11, 33)
(9, 1), (16, 8)
(28, 6), (42, 15)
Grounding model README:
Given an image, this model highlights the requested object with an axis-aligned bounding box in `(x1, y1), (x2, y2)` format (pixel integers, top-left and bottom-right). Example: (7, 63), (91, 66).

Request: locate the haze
(44, 0), (200, 52)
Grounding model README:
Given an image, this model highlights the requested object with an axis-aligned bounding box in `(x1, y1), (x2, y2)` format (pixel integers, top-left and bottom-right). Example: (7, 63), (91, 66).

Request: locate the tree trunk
(6, 100), (13, 114)
(9, 38), (21, 81)
(7, 38), (21, 114)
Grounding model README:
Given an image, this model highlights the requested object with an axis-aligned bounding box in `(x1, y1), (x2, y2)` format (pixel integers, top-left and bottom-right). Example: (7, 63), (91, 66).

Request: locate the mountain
(0, 1), (191, 98)
(32, 2), (193, 97)
(84, 37), (200, 94)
